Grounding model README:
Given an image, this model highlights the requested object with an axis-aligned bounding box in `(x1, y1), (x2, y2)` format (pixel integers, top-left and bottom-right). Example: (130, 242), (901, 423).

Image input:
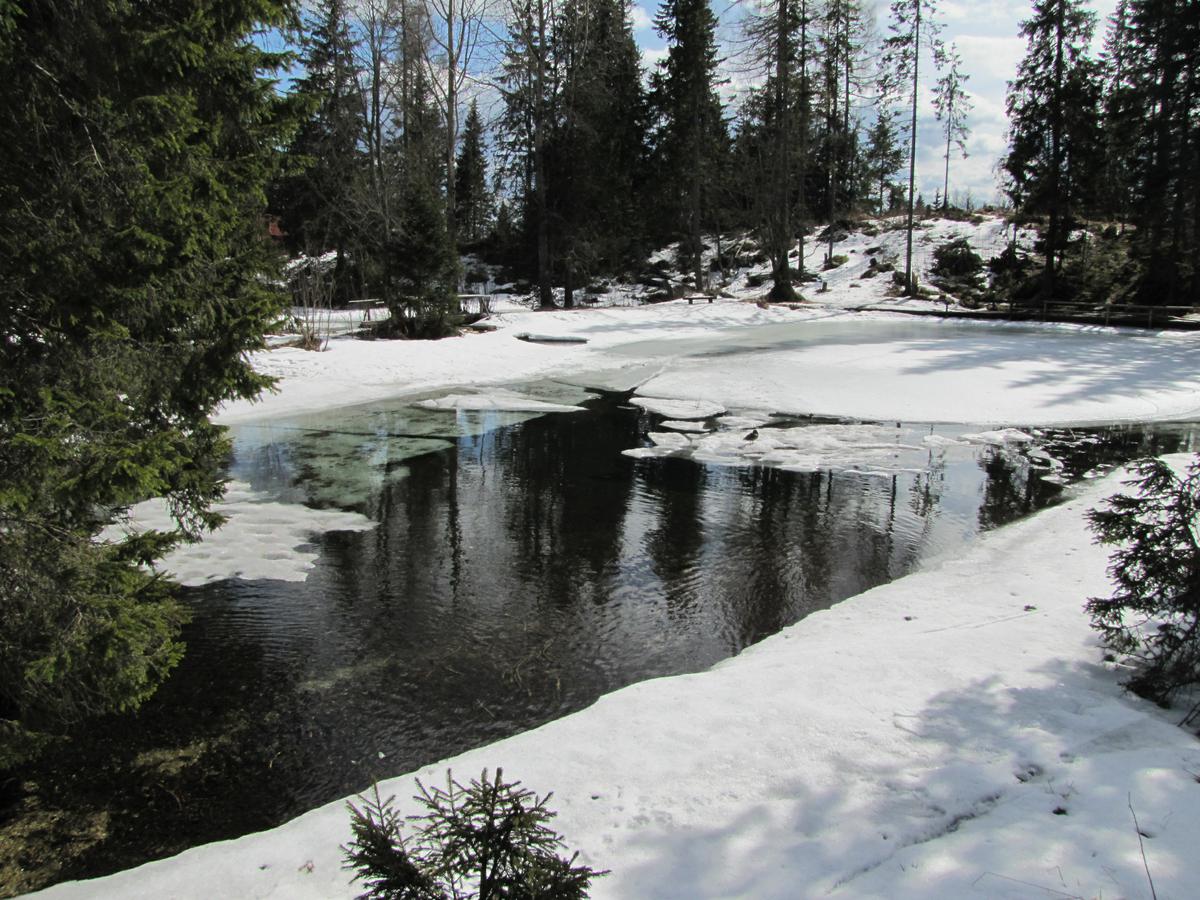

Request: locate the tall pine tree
(1004, 0), (1101, 303)
(865, 108), (906, 213)
(1124, 0), (1199, 303)
(933, 43), (971, 211)
(499, 0), (559, 307)
(0, 0), (295, 765)
(454, 99), (492, 245)
(742, 0), (816, 300)
(649, 0), (728, 291)
(883, 0), (944, 294)
(817, 0), (867, 261)
(550, 0), (647, 306)
(1098, 0), (1138, 228)
(274, 0), (363, 299)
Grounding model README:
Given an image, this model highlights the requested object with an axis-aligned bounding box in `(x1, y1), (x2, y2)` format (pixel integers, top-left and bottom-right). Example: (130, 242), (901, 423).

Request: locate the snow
(42, 214), (1200, 898)
(220, 228), (1200, 430)
(623, 422), (961, 476)
(42, 462), (1200, 900)
(960, 428), (1036, 445)
(627, 318), (1200, 426)
(414, 389), (588, 413)
(657, 419), (711, 433)
(628, 397), (727, 420)
(102, 482), (374, 586)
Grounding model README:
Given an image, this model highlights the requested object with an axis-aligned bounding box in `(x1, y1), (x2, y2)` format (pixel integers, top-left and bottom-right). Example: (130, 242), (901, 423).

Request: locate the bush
(1086, 457), (1200, 726)
(344, 769), (604, 900)
(931, 238), (984, 280)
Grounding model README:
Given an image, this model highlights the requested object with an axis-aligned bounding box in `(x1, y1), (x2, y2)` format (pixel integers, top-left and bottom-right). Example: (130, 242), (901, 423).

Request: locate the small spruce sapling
(1086, 457), (1200, 727)
(344, 769), (604, 899)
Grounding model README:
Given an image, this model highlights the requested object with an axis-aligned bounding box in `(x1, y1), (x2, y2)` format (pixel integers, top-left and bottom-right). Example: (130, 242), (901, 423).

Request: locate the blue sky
(628, 0), (1119, 205)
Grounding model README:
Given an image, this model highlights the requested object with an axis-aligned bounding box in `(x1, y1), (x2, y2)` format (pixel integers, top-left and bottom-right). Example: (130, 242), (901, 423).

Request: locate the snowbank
(38, 462), (1200, 899)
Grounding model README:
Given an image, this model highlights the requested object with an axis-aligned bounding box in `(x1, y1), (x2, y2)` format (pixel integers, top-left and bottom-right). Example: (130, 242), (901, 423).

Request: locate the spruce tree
(882, 0), (944, 294)
(388, 64), (459, 334)
(499, 0), (558, 307)
(649, 0), (728, 291)
(1003, 0), (1102, 303)
(865, 109), (906, 214)
(933, 43), (971, 211)
(1123, 0), (1199, 304)
(817, 0), (867, 261)
(550, 0), (647, 305)
(274, 0), (363, 299)
(0, 0), (294, 765)
(742, 0), (816, 301)
(454, 99), (491, 245)
(1097, 0), (1137, 228)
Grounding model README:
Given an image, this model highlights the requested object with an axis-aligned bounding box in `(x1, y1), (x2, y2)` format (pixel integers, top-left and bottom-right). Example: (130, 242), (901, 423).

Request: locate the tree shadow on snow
(613, 656), (1199, 899)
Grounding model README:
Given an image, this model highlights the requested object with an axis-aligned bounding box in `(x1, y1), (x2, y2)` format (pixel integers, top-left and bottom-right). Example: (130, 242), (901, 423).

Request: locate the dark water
(4, 388), (1198, 894)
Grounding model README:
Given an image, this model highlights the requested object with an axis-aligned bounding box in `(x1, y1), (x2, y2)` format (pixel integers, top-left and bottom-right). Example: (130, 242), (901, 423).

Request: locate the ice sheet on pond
(648, 431), (691, 449)
(961, 428), (1035, 445)
(659, 419), (711, 432)
(923, 434), (969, 447)
(716, 414), (773, 430)
(415, 387), (588, 413)
(630, 397), (726, 419)
(623, 421), (1021, 475)
(102, 481), (374, 586)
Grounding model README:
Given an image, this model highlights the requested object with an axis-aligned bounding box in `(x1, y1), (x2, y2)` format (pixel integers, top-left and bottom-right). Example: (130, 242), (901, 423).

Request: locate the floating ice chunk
(622, 446), (673, 460)
(415, 390), (585, 413)
(717, 415), (773, 430)
(101, 482), (375, 586)
(923, 434), (968, 447)
(630, 422), (972, 476)
(630, 397), (726, 419)
(960, 428), (1035, 445)
(647, 431), (692, 449)
(659, 420), (711, 433)
(1029, 449), (1065, 470)
(514, 332), (588, 344)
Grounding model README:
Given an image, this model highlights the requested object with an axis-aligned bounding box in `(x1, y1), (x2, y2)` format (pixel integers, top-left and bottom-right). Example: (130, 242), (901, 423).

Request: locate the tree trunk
(445, 0), (457, 243)
(904, 0), (920, 295)
(1045, 0), (1065, 309)
(534, 0), (553, 309)
(771, 0), (794, 300)
(943, 125), (951, 211)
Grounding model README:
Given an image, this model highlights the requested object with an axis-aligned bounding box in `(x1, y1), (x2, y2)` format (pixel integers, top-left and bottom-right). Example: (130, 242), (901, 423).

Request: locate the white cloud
(631, 4), (655, 32)
(955, 34), (1025, 84)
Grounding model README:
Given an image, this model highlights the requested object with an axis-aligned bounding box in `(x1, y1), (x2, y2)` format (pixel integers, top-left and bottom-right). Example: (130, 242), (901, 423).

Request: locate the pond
(3, 385), (1198, 895)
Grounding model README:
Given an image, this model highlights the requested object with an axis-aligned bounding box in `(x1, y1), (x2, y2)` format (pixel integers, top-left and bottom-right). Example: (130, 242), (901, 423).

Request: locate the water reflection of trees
(977, 448), (1037, 532)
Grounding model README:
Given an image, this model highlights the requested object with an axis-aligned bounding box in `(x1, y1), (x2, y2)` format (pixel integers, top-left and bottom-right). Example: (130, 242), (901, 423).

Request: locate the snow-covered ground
(35, 215), (1200, 898)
